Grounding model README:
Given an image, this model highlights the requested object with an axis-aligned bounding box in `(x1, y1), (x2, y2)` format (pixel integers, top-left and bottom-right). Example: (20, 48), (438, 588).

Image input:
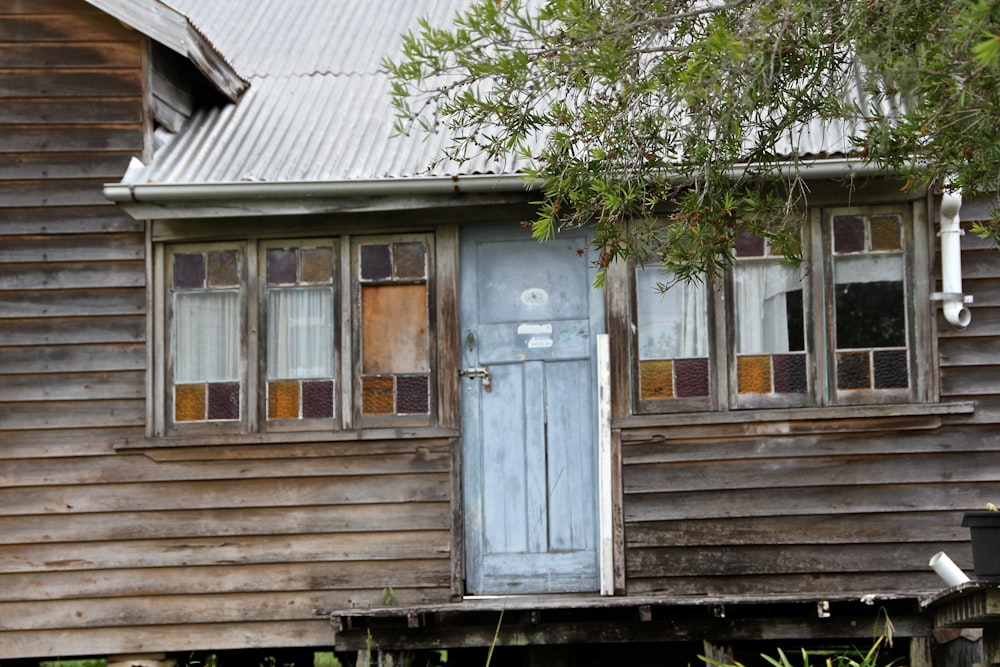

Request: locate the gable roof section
(84, 0), (247, 100)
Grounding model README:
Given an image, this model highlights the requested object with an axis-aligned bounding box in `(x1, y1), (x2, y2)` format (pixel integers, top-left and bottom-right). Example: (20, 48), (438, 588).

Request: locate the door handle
(459, 365), (492, 392)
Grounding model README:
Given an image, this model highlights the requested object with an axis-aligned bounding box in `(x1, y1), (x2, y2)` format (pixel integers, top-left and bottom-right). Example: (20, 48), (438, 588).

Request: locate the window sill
(614, 400), (976, 440)
(114, 425), (462, 451)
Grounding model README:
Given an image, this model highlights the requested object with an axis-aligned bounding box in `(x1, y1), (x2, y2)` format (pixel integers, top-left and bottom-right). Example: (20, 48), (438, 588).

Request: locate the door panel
(460, 223), (603, 594)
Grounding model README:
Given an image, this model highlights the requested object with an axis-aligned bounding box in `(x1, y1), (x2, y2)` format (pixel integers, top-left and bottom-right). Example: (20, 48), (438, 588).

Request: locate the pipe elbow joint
(944, 300), (972, 330)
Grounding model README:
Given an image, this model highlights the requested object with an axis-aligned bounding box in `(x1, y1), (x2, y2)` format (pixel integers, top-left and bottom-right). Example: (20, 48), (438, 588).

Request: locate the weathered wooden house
(2, 0), (999, 664)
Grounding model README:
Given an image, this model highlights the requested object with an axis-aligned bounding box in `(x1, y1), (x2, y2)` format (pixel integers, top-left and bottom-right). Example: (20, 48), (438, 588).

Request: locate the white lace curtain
(174, 291), (240, 383)
(267, 287), (335, 379)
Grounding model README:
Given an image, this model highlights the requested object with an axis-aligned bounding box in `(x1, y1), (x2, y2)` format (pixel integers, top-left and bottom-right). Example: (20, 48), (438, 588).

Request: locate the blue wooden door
(459, 223), (603, 594)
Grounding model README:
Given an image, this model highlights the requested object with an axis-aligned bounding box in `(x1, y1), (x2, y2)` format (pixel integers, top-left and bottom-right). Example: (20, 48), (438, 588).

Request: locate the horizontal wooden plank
(626, 571), (948, 598)
(0, 68), (142, 98)
(0, 558), (450, 603)
(0, 152), (137, 179)
(0, 260), (143, 290)
(0, 398), (145, 431)
(0, 370), (143, 402)
(0, 14), (137, 42)
(0, 287), (145, 317)
(0, 0), (103, 12)
(0, 97), (141, 126)
(963, 278), (1000, 307)
(0, 426), (140, 459)
(624, 481), (1000, 522)
(0, 42), (140, 68)
(0, 448), (450, 487)
(0, 342), (144, 374)
(0, 472), (450, 515)
(960, 252), (1000, 281)
(0, 315), (145, 345)
(0, 125), (141, 152)
(0, 530), (449, 574)
(0, 620), (336, 661)
(0, 502), (451, 544)
(0, 206), (142, 235)
(941, 365), (1000, 396)
(939, 336), (1000, 367)
(0, 233), (143, 262)
(0, 179), (118, 206)
(139, 438), (453, 463)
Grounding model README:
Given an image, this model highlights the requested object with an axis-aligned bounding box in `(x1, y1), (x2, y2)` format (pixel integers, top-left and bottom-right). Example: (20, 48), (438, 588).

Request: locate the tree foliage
(386, 0), (1000, 280)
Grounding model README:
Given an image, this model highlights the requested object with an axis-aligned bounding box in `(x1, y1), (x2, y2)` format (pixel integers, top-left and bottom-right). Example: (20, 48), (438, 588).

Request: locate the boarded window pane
(362, 284), (429, 374)
(174, 291), (240, 383)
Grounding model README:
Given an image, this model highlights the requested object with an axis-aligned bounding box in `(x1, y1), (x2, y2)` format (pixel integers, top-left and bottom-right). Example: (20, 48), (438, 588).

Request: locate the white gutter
(103, 157), (887, 204)
(933, 190), (973, 330)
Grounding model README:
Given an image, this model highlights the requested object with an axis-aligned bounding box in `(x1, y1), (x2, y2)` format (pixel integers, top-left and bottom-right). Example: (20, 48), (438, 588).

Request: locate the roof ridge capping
(83, 0), (249, 101)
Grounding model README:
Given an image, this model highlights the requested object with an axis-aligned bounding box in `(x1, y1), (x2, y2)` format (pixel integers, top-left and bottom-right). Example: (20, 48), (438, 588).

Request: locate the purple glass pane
(361, 245), (392, 281)
(735, 230), (765, 258)
(837, 352), (870, 390)
(773, 353), (807, 393)
(173, 253), (205, 289)
(267, 248), (298, 285)
(393, 242), (426, 279)
(833, 216), (865, 254)
(207, 250), (239, 287)
(396, 375), (430, 414)
(207, 382), (240, 420)
(873, 349), (908, 389)
(674, 358), (709, 398)
(302, 380), (334, 419)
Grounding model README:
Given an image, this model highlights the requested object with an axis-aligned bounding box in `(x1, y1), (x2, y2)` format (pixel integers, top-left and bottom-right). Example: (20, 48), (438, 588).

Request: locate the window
(159, 233), (435, 435)
(633, 205), (930, 413)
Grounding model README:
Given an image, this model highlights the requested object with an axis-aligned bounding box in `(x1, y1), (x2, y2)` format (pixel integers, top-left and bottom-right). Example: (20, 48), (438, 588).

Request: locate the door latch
(459, 365), (492, 392)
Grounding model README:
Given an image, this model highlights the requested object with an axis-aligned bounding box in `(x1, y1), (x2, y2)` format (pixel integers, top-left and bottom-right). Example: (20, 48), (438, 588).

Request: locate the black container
(962, 512), (1000, 581)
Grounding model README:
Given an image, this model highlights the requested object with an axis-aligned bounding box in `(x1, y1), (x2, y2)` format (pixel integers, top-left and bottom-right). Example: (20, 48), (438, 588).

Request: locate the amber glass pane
(393, 242), (426, 279)
(173, 253), (205, 289)
(773, 354), (807, 393)
(873, 349), (908, 389)
(268, 380), (300, 420)
(674, 358), (709, 397)
(396, 375), (429, 414)
(361, 245), (392, 280)
(302, 380), (334, 419)
(833, 216), (865, 254)
(737, 355), (771, 394)
(362, 376), (395, 414)
(207, 250), (239, 287)
(300, 247), (334, 284)
(362, 284), (429, 374)
(639, 360), (673, 399)
(267, 248), (297, 285)
(208, 382), (240, 420)
(735, 230), (765, 258)
(869, 215), (902, 251)
(837, 352), (871, 389)
(175, 383), (206, 421)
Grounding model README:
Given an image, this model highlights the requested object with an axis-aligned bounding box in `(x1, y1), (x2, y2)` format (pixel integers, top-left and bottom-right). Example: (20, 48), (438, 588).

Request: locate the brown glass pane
(737, 355), (771, 394)
(362, 284), (429, 374)
(773, 354), (807, 393)
(639, 360), (673, 400)
(873, 349), (909, 389)
(833, 216), (865, 254)
(735, 230), (765, 258)
(360, 245), (392, 281)
(396, 375), (430, 414)
(302, 380), (334, 419)
(674, 358), (709, 397)
(208, 382), (240, 420)
(207, 250), (239, 287)
(870, 215), (902, 251)
(393, 242), (427, 279)
(362, 376), (394, 414)
(173, 253), (205, 290)
(837, 351), (871, 390)
(175, 383), (206, 421)
(268, 380), (300, 420)
(267, 248), (298, 285)
(301, 247), (334, 284)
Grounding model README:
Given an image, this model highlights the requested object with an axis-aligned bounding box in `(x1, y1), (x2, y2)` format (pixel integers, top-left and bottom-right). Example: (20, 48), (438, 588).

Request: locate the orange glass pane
(362, 284), (429, 374)
(301, 247), (334, 284)
(738, 355), (772, 394)
(268, 380), (300, 420)
(362, 376), (395, 414)
(870, 215), (902, 251)
(175, 383), (206, 422)
(639, 360), (673, 400)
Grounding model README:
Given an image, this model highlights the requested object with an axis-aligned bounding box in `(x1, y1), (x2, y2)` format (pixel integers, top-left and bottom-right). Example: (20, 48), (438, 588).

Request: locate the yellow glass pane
(175, 383), (206, 422)
(362, 284), (429, 374)
(362, 376), (395, 414)
(870, 215), (902, 251)
(639, 360), (673, 400)
(738, 355), (772, 394)
(301, 247), (334, 284)
(268, 381), (300, 420)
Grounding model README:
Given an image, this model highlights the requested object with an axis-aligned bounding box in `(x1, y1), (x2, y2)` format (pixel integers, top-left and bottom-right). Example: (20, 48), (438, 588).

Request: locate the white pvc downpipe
(936, 190), (973, 330)
(929, 551), (971, 587)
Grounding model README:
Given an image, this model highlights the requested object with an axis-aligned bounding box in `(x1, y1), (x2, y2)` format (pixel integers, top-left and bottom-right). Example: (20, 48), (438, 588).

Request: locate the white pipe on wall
(929, 551), (971, 587)
(936, 190), (973, 330)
